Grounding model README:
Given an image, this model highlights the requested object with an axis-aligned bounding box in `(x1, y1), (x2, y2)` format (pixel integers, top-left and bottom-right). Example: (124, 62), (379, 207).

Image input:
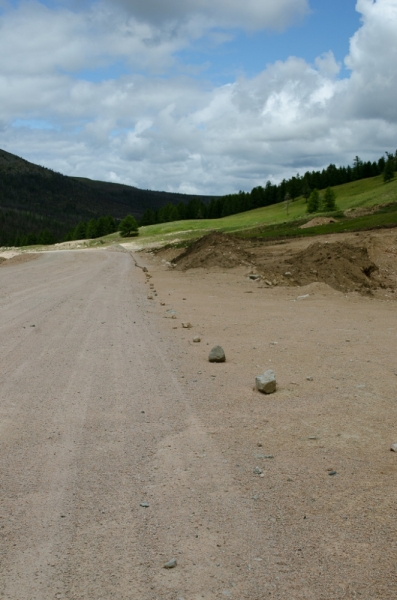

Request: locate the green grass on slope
(243, 205), (397, 241)
(135, 176), (397, 245)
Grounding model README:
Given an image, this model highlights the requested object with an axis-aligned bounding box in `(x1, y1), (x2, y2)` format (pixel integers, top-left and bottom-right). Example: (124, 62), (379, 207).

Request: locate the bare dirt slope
(1, 237), (397, 599)
(169, 230), (396, 294)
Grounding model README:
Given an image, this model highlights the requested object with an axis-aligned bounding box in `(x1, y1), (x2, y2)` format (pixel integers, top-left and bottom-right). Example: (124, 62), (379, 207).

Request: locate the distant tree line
(64, 215), (118, 241)
(0, 207), (66, 247)
(63, 214), (139, 240)
(139, 151), (397, 226)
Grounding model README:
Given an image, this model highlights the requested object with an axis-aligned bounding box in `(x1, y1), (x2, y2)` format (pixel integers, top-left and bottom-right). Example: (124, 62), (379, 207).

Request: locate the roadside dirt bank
(139, 228), (397, 598)
(0, 231), (396, 599)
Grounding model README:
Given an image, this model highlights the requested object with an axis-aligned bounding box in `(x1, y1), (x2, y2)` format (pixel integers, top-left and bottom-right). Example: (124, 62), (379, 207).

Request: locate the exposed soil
(172, 231), (254, 270)
(300, 217), (337, 228)
(170, 231), (392, 294)
(0, 253), (40, 267)
(284, 241), (378, 292)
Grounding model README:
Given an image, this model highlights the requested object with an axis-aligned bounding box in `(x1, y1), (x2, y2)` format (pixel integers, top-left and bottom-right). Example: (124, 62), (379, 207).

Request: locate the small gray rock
(209, 346), (226, 363)
(163, 558), (177, 569)
(391, 444), (397, 452)
(193, 336), (201, 343)
(255, 370), (276, 394)
(253, 466), (262, 475)
(140, 502), (149, 508)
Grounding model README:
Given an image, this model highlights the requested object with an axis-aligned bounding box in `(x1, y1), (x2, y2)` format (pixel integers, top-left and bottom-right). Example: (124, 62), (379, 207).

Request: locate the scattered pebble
(163, 559), (177, 569)
(328, 471), (337, 476)
(306, 376), (314, 381)
(140, 502), (149, 508)
(182, 322), (192, 329)
(391, 444), (397, 452)
(193, 336), (201, 343)
(253, 467), (262, 475)
(147, 295), (153, 300)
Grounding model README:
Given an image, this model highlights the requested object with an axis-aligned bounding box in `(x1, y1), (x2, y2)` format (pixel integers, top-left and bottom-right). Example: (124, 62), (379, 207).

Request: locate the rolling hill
(0, 148), (214, 246)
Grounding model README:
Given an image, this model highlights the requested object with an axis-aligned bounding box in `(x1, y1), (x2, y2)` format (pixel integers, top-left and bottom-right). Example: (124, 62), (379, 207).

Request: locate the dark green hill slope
(0, 149), (212, 245)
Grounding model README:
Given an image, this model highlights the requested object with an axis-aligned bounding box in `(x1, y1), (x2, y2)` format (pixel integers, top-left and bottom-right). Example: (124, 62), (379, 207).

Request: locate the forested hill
(0, 149), (213, 246)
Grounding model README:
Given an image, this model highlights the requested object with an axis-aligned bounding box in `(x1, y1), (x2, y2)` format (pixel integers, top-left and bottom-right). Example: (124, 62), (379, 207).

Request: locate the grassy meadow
(130, 174), (397, 247)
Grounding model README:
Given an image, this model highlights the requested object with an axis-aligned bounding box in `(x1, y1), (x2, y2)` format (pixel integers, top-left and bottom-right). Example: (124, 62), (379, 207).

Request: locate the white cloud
(1, 0), (397, 196)
(343, 0), (397, 121)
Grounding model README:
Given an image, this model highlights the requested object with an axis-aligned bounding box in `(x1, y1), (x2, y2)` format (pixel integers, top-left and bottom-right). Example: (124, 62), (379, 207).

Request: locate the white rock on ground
(255, 370), (277, 394)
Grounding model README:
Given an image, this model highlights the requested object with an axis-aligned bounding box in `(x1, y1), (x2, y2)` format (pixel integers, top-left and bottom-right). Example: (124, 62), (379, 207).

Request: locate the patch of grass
(246, 207), (397, 241)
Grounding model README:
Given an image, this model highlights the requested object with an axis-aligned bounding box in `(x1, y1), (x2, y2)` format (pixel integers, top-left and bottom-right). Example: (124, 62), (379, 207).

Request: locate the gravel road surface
(0, 250), (267, 600)
(1, 247), (396, 600)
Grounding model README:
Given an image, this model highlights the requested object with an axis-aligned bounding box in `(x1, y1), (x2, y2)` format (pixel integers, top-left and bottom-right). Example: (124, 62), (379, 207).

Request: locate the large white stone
(255, 370), (276, 394)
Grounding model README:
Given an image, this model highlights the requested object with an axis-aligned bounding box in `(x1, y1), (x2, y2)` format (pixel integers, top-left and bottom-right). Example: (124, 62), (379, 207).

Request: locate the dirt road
(1, 246), (396, 599)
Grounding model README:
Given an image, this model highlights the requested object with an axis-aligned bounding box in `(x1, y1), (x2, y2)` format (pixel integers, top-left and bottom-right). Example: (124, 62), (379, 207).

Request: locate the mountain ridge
(0, 148), (214, 246)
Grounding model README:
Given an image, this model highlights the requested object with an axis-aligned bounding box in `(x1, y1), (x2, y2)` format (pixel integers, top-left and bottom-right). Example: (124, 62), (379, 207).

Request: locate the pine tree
(323, 187), (337, 211)
(307, 189), (320, 213)
(74, 221), (87, 240)
(119, 215), (139, 237)
(383, 159), (395, 183)
(86, 219), (98, 239)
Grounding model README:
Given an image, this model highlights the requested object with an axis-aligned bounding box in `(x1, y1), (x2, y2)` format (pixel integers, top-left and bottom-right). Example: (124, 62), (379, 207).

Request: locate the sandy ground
(0, 232), (397, 599)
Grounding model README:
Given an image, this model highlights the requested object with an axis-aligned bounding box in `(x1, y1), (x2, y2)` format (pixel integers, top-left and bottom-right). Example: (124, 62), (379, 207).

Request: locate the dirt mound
(171, 232), (388, 294)
(285, 241), (379, 292)
(300, 217), (337, 229)
(173, 232), (252, 270)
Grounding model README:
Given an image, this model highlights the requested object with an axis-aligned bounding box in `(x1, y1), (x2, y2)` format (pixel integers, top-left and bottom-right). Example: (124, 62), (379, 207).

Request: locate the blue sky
(175, 1), (361, 84)
(0, 0), (396, 194)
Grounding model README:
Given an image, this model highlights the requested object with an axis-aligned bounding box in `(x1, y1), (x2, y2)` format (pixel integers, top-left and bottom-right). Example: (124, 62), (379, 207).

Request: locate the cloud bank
(0, 0), (396, 195)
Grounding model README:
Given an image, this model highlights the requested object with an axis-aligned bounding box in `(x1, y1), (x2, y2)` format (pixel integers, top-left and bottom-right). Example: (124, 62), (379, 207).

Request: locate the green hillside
(136, 174), (397, 246)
